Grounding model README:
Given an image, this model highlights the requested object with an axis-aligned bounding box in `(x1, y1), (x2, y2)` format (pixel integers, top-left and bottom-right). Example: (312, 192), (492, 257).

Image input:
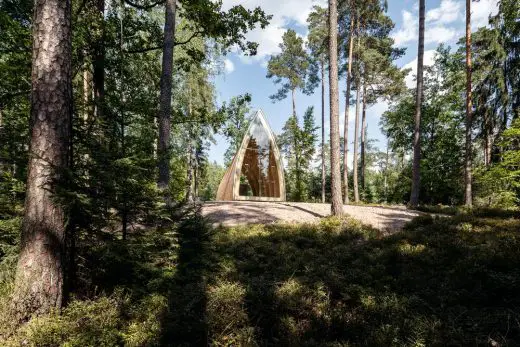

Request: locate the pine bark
(353, 78), (361, 203)
(410, 0), (425, 208)
(157, 0), (177, 196)
(321, 60), (326, 203)
(464, 0), (473, 207)
(328, 0), (343, 216)
(12, 0), (72, 321)
(343, 14), (355, 204)
(360, 82), (367, 190)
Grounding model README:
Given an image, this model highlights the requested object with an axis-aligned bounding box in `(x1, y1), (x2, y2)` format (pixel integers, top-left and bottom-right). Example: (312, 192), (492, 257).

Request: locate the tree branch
(124, 30), (204, 54)
(124, 45), (161, 54)
(173, 30), (204, 46)
(123, 0), (165, 10)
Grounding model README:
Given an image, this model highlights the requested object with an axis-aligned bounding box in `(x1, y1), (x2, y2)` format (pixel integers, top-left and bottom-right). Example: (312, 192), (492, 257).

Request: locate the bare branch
(173, 30), (203, 46)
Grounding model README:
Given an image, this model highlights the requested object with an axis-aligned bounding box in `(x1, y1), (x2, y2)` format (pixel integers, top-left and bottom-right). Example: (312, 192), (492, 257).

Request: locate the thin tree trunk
(353, 78), (361, 203)
(360, 82), (367, 191)
(194, 145), (199, 199)
(410, 0), (425, 208)
(328, 0), (343, 216)
(291, 88), (301, 200)
(291, 87), (297, 118)
(484, 110), (492, 167)
(186, 141), (194, 203)
(157, 0), (177, 199)
(384, 139), (389, 203)
(83, 66), (90, 121)
(464, 0), (473, 207)
(321, 60), (326, 203)
(120, 15), (127, 240)
(93, 0), (105, 121)
(343, 14), (355, 204)
(186, 95), (194, 203)
(12, 0), (72, 321)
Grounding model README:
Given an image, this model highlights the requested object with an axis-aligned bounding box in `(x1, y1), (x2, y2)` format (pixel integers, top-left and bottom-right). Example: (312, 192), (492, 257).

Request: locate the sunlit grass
(1, 211), (520, 346)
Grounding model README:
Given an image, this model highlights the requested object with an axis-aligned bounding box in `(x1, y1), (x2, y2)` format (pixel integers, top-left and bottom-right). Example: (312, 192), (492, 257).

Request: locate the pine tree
(464, 0), (473, 207)
(343, 2), (355, 204)
(267, 29), (311, 120)
(157, 0), (177, 203)
(410, 0), (425, 208)
(328, 0), (343, 215)
(11, 0), (72, 321)
(307, 6), (329, 203)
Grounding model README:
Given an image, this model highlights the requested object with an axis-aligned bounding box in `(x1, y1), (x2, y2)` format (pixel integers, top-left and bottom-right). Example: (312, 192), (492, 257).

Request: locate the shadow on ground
(76, 210), (520, 346)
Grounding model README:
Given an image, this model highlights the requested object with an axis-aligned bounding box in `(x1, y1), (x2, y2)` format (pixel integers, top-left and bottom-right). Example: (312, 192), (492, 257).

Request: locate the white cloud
(221, 0), (326, 64)
(403, 49), (437, 88)
(392, 10), (417, 46)
(393, 9), (457, 46)
(426, 0), (462, 24)
(472, 0), (499, 29)
(392, 0), (498, 47)
(224, 58), (235, 74)
(425, 26), (457, 44)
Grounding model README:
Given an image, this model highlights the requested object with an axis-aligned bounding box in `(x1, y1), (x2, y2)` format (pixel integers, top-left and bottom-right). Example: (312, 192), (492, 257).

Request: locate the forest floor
(202, 201), (426, 232)
(2, 208), (520, 346)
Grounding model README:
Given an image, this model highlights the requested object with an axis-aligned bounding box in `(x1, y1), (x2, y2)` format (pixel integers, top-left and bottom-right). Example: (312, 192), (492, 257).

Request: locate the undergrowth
(1, 209), (520, 346)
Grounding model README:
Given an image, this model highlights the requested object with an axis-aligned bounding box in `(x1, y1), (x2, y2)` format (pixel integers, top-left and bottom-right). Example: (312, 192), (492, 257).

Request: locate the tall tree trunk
(120, 16), (127, 240)
(291, 87), (297, 118)
(384, 139), (389, 202)
(186, 136), (194, 203)
(11, 0), (72, 321)
(328, 0), (343, 216)
(410, 0), (425, 208)
(194, 144), (200, 199)
(83, 66), (91, 121)
(185, 94), (194, 203)
(291, 88), (301, 200)
(343, 14), (355, 204)
(157, 0), (177, 199)
(352, 78), (361, 203)
(93, 0), (105, 121)
(360, 82), (367, 191)
(464, 0), (473, 207)
(484, 108), (492, 167)
(321, 60), (326, 203)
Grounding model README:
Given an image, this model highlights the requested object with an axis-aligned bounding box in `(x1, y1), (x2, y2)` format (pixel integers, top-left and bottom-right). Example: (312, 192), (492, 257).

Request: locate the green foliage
(279, 107), (318, 201)
(199, 161), (226, 201)
(177, 0), (272, 57)
(4, 293), (167, 347)
(267, 29), (312, 102)
(204, 214), (520, 345)
(2, 207), (520, 345)
(476, 118), (520, 208)
(0, 217), (20, 294)
(306, 6), (328, 62)
(381, 47), (465, 204)
(219, 94), (251, 165)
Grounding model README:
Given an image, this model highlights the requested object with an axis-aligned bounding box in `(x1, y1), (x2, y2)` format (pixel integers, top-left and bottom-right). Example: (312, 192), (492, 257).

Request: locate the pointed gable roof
(216, 109), (286, 201)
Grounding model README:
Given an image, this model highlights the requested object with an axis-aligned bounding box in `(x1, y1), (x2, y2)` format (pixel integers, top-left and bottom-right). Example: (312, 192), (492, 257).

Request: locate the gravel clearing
(201, 201), (426, 232)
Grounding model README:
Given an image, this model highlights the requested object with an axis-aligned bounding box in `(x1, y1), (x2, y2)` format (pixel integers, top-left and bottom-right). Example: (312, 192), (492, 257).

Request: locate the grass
(1, 209), (520, 346)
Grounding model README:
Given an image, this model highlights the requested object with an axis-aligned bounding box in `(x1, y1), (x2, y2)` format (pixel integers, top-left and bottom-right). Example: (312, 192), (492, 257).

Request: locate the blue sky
(207, 0), (499, 166)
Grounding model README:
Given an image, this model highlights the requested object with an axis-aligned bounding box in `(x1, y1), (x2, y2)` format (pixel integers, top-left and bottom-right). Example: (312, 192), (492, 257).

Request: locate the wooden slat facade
(216, 110), (286, 201)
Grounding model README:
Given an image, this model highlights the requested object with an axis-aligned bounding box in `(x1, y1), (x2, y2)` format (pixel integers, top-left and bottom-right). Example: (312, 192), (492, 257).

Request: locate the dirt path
(201, 201), (425, 232)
